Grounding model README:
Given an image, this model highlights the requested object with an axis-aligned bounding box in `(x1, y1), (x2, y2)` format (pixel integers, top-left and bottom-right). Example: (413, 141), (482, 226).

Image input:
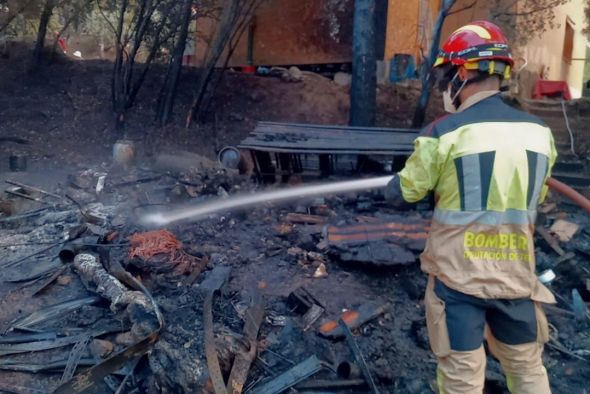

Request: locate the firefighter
(385, 21), (556, 393)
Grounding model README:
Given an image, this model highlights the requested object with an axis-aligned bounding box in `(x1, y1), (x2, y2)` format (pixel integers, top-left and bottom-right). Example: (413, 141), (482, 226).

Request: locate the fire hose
(546, 177), (590, 215)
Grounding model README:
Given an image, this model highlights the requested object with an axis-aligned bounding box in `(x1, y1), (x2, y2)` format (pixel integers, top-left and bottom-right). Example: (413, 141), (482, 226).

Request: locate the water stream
(140, 175), (394, 226)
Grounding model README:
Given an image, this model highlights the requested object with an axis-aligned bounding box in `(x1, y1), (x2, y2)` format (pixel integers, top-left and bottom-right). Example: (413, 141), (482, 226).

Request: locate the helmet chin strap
(449, 72), (468, 108)
(449, 69), (492, 107)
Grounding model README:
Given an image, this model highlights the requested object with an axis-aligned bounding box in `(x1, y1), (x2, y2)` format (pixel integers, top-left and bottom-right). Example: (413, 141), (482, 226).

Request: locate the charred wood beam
(5, 180), (63, 200)
(8, 296), (101, 332)
(338, 318), (380, 394)
(59, 336), (93, 385)
(202, 266), (232, 394)
(226, 290), (265, 394)
(251, 355), (327, 394)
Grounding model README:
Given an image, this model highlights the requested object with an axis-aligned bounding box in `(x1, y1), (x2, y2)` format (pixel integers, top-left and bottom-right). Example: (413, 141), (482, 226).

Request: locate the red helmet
(434, 20), (513, 75)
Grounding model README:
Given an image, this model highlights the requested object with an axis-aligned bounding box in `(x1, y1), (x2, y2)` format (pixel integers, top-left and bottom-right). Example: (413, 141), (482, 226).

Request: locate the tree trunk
(156, 0), (193, 126)
(350, 0), (377, 127)
(111, 0), (174, 132)
(29, 0), (56, 71)
(412, 0), (456, 128)
(111, 0), (130, 131)
(200, 7), (255, 119)
(112, 0), (128, 107)
(186, 0), (242, 127)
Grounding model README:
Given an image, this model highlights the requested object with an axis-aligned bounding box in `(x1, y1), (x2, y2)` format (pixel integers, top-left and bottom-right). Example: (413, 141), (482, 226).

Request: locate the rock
(217, 186), (229, 198)
(57, 275), (72, 286)
(334, 72), (352, 86)
(288, 66), (303, 81)
(313, 262), (328, 278)
(92, 339), (114, 358)
(281, 66), (303, 83)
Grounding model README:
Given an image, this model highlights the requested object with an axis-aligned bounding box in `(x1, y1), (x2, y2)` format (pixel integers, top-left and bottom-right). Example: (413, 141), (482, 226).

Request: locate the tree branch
(0, 0), (35, 33)
(492, 0), (565, 18)
(447, 0), (477, 16)
(95, 0), (119, 42)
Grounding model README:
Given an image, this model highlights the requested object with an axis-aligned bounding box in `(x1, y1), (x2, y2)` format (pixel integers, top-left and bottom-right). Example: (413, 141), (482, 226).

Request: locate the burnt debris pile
(0, 160), (588, 394)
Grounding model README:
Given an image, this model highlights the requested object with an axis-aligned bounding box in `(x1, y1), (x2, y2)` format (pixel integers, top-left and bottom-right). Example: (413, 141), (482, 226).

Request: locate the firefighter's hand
(384, 175), (409, 208)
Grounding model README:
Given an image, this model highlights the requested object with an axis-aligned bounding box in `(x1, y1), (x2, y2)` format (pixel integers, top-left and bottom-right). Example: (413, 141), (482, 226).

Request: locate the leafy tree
(0, 0), (36, 34)
(490, 0), (569, 47)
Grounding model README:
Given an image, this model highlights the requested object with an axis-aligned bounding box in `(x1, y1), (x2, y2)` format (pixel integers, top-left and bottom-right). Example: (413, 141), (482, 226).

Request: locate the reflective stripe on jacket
(399, 93), (557, 301)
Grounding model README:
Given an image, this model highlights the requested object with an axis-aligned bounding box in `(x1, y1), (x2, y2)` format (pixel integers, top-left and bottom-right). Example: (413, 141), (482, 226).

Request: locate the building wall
(384, 1), (422, 61)
(192, 0), (354, 67)
(517, 0), (587, 98)
(191, 0), (587, 97)
(384, 0), (491, 64)
(385, 0), (587, 98)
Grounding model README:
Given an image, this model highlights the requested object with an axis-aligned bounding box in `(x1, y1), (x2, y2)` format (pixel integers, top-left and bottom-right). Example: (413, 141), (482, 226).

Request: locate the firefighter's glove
(384, 175), (409, 209)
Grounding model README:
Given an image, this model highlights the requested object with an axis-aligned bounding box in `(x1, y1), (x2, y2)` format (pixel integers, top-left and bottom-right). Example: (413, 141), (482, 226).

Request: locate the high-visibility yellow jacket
(399, 92), (557, 302)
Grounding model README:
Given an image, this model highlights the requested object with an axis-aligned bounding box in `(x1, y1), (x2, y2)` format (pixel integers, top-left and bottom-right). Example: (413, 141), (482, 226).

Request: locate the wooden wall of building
(193, 0), (392, 67)
(193, 0), (354, 67)
(383, 0), (493, 64)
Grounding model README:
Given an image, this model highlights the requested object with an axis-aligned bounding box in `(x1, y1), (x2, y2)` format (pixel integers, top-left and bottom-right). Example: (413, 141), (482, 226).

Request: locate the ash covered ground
(0, 54), (588, 394)
(0, 163), (588, 394)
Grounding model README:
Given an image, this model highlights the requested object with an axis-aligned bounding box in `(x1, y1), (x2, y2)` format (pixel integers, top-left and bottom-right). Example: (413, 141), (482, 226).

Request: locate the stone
(288, 66), (303, 81)
(334, 72), (352, 86)
(281, 66), (303, 82)
(313, 262), (328, 278)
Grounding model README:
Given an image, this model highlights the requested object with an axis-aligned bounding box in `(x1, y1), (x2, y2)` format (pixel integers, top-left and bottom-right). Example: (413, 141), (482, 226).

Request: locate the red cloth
(57, 37), (68, 53)
(533, 80), (572, 100)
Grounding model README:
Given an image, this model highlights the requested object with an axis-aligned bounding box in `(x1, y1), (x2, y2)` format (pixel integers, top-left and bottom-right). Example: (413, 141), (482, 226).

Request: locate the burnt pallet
(239, 121), (419, 181)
